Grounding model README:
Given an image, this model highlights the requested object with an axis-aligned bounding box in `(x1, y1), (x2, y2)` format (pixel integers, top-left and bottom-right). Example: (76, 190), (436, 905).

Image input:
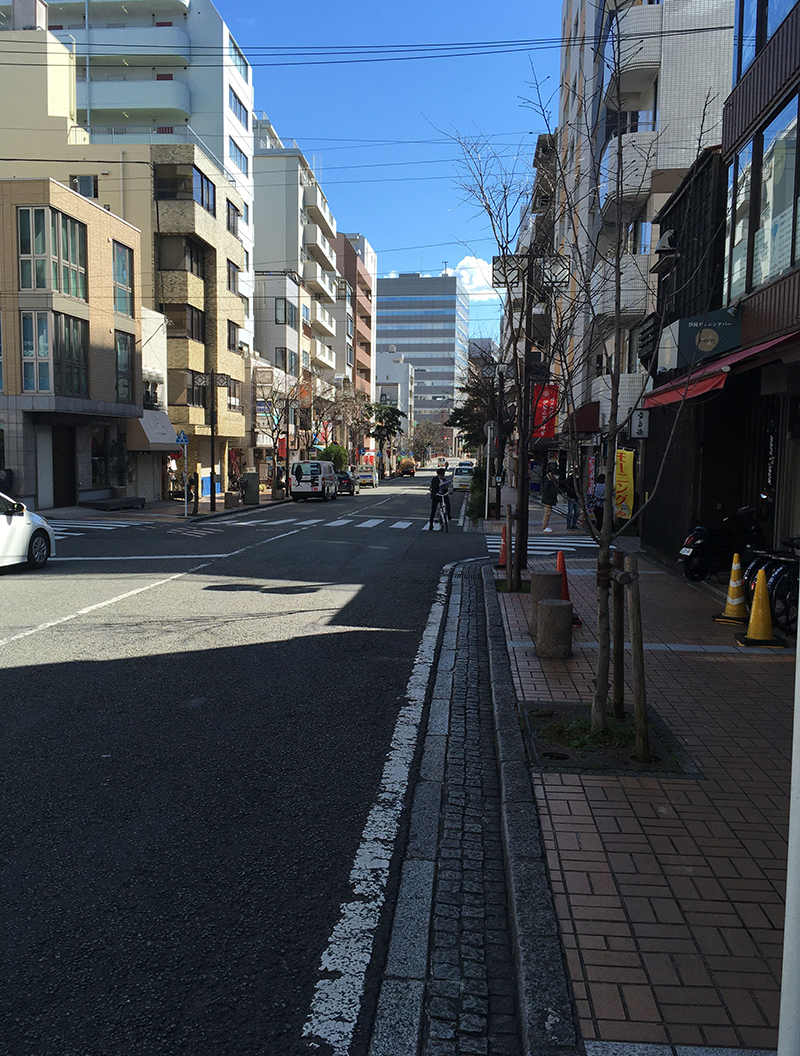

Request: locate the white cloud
(452, 256), (501, 303)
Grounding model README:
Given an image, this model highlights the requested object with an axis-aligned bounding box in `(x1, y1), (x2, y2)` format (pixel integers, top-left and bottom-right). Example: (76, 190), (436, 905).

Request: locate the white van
(290, 460), (339, 501)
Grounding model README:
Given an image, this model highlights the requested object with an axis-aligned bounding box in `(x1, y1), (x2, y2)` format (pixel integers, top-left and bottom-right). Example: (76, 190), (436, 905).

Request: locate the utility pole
(495, 370), (504, 518)
(209, 369), (217, 512)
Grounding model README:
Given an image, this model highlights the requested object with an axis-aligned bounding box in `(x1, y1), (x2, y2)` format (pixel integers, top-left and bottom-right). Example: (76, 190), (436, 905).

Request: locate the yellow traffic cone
(735, 568), (786, 647)
(713, 553), (748, 624)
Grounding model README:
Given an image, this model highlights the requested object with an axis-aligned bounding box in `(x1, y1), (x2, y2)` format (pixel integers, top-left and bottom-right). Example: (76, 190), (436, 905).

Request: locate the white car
(354, 466), (379, 488)
(0, 491), (56, 569)
(453, 465), (474, 492)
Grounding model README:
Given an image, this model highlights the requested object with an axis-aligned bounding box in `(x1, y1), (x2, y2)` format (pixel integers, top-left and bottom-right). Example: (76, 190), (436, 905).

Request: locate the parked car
(290, 460), (339, 501)
(337, 470), (360, 496)
(453, 465), (474, 492)
(0, 491), (56, 569)
(355, 466), (379, 488)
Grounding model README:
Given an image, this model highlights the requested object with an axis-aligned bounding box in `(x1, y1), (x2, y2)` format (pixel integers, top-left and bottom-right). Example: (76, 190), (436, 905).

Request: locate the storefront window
(753, 98), (798, 286)
(91, 425), (110, 486)
(729, 143), (753, 300)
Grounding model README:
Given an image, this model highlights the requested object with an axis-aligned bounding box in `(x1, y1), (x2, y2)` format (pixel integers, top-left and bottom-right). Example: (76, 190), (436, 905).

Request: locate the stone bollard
(536, 600), (574, 659)
(529, 571), (563, 638)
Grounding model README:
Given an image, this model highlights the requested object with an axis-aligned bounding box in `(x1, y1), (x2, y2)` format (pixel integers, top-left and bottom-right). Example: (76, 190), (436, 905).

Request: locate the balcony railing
(590, 253), (652, 323)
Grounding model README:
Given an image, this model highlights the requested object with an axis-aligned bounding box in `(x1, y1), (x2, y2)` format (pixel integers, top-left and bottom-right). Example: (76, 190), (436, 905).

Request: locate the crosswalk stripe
(390, 521), (413, 529)
(356, 519), (384, 528)
(327, 519), (353, 527)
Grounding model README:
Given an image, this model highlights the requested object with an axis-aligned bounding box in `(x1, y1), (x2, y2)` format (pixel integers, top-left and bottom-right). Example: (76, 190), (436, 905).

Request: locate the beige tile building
(0, 22), (247, 503)
(0, 178), (141, 508)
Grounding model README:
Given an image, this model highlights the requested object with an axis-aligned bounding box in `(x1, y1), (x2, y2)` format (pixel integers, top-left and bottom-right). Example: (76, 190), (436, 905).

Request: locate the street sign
(175, 430), (189, 444)
(630, 409), (649, 438)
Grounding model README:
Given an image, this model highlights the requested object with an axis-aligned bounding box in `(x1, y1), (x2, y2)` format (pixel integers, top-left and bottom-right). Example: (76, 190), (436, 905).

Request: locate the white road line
(1, 526), (309, 648)
(389, 521), (413, 529)
(327, 519), (354, 527)
(302, 565), (451, 1054)
(52, 554), (233, 561)
(356, 519), (384, 528)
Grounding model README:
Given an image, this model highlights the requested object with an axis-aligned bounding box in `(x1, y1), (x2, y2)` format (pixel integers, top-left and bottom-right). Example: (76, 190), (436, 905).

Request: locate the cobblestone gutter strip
(481, 564), (581, 1056)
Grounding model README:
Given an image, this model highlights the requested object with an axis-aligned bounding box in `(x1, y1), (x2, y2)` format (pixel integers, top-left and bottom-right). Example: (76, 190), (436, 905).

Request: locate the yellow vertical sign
(615, 448), (634, 521)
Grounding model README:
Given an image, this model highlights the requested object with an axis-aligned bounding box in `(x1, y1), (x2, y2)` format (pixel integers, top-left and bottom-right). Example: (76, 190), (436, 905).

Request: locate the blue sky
(214, 0), (564, 339)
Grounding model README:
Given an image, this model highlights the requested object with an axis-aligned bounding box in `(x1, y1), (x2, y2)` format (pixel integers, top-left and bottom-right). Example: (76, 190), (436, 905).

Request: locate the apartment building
(376, 273), (469, 451)
(0, 17), (247, 500)
(376, 350), (415, 430)
(332, 233), (377, 397)
(0, 178), (142, 510)
(640, 0), (800, 559)
(555, 0), (734, 441)
(252, 116), (340, 380)
(33, 0), (256, 352)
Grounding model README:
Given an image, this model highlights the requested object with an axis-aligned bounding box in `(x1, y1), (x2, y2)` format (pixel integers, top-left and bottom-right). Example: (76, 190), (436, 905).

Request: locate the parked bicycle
(742, 537), (800, 635)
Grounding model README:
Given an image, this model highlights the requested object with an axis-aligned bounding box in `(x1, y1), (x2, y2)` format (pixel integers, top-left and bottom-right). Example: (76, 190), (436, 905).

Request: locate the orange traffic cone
(713, 553), (748, 624)
(735, 568), (785, 647)
(557, 550), (582, 626)
(496, 525), (506, 569)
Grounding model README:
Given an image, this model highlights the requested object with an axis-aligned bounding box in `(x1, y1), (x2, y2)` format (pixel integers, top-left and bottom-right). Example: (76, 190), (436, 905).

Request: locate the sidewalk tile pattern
(496, 541), (793, 1050)
(422, 563), (522, 1055)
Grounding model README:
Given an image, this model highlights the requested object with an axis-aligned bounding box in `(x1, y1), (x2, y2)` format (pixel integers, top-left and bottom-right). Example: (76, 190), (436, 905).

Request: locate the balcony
(603, 4), (662, 102)
(310, 340), (336, 371)
(303, 261), (337, 304)
(310, 300), (336, 338)
(303, 183), (337, 240)
(599, 130), (657, 217)
(77, 78), (191, 121)
(54, 26), (191, 63)
(303, 224), (337, 272)
(590, 253), (652, 324)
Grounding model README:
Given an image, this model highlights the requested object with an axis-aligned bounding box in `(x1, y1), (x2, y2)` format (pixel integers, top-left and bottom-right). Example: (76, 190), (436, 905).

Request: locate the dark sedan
(337, 470), (361, 496)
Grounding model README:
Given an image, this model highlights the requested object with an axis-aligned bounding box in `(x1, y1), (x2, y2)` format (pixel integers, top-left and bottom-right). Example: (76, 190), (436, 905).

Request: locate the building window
(244, 249), (249, 271)
(229, 137), (248, 175)
(229, 34), (249, 82)
(274, 347), (288, 371)
(228, 86), (248, 129)
(115, 330), (134, 402)
(302, 350), (310, 370)
(725, 94), (799, 299)
(275, 298), (297, 328)
(347, 345), (354, 367)
(301, 303), (310, 324)
(226, 200), (240, 237)
(288, 349), (299, 375)
(227, 378), (242, 411)
(55, 313), (89, 397)
(113, 242), (134, 316)
(242, 203), (249, 225)
(70, 174), (98, 199)
(18, 207), (87, 299)
(241, 294), (250, 318)
(193, 167), (216, 214)
(186, 238), (204, 278)
(162, 304), (205, 343)
(20, 310), (51, 392)
(347, 315), (355, 337)
(227, 259), (240, 294)
(228, 320), (240, 350)
(186, 370), (206, 407)
(752, 98), (797, 286)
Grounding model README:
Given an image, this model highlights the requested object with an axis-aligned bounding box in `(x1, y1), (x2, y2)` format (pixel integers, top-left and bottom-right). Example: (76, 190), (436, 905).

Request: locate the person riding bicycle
(429, 467), (451, 530)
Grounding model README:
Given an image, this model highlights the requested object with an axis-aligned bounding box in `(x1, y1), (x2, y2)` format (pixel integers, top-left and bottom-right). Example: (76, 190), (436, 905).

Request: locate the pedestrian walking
(561, 474), (580, 529)
(540, 470), (559, 533)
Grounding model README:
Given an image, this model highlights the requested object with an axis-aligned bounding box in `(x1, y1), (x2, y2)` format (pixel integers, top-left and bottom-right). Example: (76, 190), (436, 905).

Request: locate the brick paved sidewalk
(496, 534), (794, 1050)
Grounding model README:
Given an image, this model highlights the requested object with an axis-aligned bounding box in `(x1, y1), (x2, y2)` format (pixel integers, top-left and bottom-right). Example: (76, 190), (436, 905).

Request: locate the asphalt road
(0, 477), (486, 1056)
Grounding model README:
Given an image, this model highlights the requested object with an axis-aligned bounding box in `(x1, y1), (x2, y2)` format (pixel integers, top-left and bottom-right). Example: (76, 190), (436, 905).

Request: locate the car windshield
(455, 467), (472, 476)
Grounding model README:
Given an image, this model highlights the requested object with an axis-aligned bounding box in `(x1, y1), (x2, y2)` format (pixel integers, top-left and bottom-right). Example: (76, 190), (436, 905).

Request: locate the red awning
(644, 330), (800, 408)
(562, 401), (600, 433)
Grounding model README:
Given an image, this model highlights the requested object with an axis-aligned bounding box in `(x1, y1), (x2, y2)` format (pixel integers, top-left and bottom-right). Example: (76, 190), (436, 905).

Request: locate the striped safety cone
(557, 550), (582, 626)
(713, 553), (749, 624)
(496, 525), (507, 569)
(735, 568), (786, 648)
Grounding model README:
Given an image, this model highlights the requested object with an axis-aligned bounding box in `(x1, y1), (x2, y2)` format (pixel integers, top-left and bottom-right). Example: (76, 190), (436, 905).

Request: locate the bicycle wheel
(743, 556), (776, 608)
(769, 564), (798, 635)
(442, 503), (449, 533)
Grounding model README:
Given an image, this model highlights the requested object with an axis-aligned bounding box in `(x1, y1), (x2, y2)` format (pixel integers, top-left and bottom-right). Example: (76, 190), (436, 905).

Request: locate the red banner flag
(532, 383), (559, 438)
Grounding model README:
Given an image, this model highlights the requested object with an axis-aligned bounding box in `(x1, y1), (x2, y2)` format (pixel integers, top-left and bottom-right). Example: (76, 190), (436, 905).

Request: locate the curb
(481, 563), (582, 1056)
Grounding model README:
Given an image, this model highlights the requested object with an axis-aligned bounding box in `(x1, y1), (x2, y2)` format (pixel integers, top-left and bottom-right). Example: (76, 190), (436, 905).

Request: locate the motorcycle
(679, 505), (766, 582)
